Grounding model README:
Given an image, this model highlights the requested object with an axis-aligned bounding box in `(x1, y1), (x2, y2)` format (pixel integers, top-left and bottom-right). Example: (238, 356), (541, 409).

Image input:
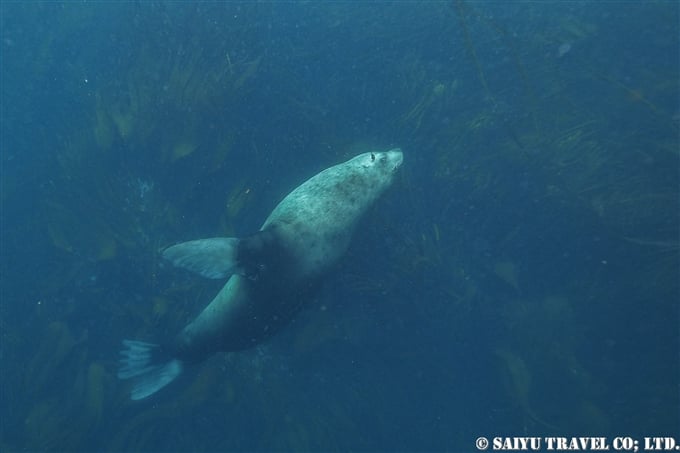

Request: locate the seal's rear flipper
(163, 237), (240, 279)
(118, 340), (183, 400)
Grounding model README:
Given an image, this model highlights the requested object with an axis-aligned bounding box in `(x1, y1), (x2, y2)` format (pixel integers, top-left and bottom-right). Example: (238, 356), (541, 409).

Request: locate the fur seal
(118, 149), (403, 400)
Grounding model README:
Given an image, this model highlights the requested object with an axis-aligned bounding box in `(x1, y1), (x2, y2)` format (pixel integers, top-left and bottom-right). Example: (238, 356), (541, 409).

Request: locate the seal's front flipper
(163, 237), (240, 279)
(117, 340), (183, 400)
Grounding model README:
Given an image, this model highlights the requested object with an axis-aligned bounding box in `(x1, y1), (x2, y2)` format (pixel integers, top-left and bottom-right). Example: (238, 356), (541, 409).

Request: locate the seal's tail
(117, 340), (183, 400)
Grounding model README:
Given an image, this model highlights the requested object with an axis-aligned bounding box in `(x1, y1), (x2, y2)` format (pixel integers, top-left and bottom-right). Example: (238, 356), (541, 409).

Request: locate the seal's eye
(370, 153), (376, 162)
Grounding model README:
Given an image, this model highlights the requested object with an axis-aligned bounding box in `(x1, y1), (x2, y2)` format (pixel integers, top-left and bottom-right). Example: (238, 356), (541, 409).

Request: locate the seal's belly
(178, 270), (313, 356)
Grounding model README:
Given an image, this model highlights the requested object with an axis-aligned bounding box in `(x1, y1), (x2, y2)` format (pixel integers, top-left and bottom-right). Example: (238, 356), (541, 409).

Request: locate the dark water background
(1, 2), (678, 451)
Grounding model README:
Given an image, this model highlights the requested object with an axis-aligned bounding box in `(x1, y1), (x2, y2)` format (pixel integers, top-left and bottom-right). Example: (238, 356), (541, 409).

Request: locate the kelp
(17, 324), (115, 450)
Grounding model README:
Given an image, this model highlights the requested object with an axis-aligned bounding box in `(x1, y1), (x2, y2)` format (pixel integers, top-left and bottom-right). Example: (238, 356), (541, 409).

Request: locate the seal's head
(350, 148), (403, 194)
(364, 148), (403, 172)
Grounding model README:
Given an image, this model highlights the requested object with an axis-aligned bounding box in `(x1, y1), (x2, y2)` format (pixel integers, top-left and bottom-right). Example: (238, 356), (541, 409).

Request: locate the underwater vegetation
(1, 1), (677, 450)
(382, 0), (678, 437)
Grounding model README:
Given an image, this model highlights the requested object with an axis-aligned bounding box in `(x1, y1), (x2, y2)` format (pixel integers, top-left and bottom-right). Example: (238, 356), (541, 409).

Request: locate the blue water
(1, 2), (678, 451)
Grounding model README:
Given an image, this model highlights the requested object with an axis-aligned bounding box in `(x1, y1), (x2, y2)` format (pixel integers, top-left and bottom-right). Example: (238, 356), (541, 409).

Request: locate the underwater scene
(0, 1), (678, 451)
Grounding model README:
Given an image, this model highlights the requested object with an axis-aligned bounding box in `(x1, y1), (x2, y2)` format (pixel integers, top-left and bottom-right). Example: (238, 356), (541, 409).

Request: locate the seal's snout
(387, 148), (404, 171)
